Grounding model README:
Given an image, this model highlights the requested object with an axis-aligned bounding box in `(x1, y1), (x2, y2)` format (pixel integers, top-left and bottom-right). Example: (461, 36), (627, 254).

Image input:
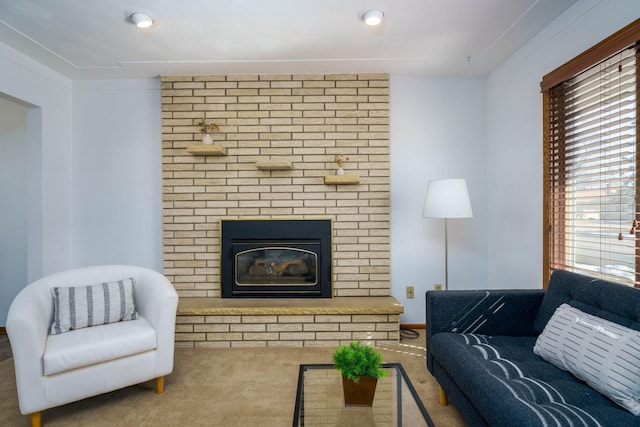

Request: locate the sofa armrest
(6, 283), (52, 413)
(133, 268), (179, 375)
(426, 289), (545, 374)
(134, 268), (179, 332)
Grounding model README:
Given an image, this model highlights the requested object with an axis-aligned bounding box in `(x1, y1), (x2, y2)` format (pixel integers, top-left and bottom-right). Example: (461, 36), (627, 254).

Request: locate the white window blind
(546, 45), (638, 286)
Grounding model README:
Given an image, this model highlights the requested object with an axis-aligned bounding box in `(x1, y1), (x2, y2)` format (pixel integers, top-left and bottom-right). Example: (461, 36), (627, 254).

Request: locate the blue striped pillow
(50, 278), (139, 335)
(534, 303), (640, 415)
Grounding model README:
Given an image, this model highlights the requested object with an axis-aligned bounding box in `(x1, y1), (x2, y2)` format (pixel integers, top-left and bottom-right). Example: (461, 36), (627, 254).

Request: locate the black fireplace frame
(221, 219), (332, 298)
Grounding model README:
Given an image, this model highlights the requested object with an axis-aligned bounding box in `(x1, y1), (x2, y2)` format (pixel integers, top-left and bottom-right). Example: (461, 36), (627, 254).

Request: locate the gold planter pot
(341, 376), (377, 406)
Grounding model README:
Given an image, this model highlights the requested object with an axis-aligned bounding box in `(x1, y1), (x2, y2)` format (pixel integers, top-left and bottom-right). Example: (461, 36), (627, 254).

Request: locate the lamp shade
(423, 178), (473, 219)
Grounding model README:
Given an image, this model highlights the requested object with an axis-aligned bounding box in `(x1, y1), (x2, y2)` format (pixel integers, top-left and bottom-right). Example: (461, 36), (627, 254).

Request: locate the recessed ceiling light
(131, 13), (153, 28)
(363, 10), (384, 26)
(125, 8), (157, 29)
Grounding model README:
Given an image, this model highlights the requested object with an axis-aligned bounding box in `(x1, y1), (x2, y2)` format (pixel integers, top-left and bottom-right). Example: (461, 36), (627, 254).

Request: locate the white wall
(485, 0), (640, 289)
(390, 76), (488, 323)
(0, 43), (72, 278)
(72, 80), (162, 271)
(0, 97), (28, 325)
(0, 42), (72, 325)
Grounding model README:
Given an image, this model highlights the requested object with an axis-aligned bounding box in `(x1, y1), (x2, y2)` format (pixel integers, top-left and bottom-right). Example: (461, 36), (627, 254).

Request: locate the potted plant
(333, 340), (387, 406)
(197, 120), (219, 144)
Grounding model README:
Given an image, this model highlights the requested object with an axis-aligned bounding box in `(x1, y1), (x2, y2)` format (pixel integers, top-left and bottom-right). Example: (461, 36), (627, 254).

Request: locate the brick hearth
(175, 297), (402, 348)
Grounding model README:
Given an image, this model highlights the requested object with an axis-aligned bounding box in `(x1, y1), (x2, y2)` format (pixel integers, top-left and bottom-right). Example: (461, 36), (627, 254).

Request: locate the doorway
(0, 95), (28, 326)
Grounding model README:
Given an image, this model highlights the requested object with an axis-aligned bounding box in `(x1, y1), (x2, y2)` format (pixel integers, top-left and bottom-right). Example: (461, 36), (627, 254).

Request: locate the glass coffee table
(293, 363), (434, 426)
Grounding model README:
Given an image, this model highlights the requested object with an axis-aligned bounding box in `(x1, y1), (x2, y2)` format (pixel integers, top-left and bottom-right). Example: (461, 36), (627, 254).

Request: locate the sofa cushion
(534, 303), (640, 415)
(533, 270), (640, 334)
(44, 317), (156, 375)
(431, 332), (640, 427)
(50, 278), (139, 335)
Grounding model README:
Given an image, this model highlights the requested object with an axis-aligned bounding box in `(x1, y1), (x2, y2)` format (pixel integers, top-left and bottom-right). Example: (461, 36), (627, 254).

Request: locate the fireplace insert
(221, 219), (332, 298)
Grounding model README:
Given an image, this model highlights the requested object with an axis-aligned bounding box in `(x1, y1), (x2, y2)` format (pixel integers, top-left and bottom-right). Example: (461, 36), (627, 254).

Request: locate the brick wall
(161, 73), (390, 299)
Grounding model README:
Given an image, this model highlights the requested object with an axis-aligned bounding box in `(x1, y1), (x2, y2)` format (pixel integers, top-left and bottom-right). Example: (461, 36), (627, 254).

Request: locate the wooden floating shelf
(186, 144), (227, 156)
(324, 174), (360, 185)
(255, 160), (293, 170)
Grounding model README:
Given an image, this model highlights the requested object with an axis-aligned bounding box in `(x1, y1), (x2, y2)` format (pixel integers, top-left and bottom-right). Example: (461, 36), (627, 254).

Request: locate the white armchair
(6, 265), (178, 427)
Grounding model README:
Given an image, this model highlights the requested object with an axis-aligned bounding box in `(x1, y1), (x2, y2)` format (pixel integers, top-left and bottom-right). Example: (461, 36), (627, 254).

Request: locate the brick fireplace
(161, 73), (400, 347)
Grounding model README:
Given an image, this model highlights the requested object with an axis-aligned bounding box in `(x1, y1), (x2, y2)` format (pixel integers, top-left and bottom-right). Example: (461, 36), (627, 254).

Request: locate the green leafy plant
(333, 340), (387, 383)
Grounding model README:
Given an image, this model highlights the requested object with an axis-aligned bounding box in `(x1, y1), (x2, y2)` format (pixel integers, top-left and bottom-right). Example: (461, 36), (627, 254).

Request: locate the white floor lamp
(422, 178), (473, 290)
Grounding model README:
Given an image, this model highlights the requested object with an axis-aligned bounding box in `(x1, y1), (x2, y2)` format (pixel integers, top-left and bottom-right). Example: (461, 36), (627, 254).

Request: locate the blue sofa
(426, 270), (640, 427)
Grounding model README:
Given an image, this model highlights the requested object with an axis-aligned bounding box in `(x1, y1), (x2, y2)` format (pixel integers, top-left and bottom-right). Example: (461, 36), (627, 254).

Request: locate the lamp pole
(444, 218), (449, 291)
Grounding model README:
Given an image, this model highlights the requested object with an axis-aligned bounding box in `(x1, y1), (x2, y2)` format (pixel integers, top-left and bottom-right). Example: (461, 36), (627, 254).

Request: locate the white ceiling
(0, 0), (577, 80)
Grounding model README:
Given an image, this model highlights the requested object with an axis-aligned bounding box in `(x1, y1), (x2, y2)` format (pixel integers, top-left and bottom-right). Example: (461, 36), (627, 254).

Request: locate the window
(542, 20), (640, 287)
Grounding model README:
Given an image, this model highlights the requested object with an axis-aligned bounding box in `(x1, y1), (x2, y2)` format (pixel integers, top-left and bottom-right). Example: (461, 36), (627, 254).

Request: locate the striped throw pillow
(50, 278), (139, 335)
(534, 303), (640, 415)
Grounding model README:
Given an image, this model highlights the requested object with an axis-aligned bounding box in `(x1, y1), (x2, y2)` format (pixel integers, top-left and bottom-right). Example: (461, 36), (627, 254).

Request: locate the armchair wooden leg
(30, 411), (42, 427)
(438, 385), (449, 406)
(156, 376), (165, 394)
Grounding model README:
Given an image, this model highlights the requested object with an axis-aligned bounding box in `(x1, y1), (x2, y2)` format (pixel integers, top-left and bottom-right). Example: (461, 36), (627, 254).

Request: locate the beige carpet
(0, 336), (465, 426)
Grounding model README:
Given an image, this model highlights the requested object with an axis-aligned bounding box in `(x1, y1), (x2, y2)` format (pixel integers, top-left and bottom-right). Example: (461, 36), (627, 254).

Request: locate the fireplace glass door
(235, 245), (318, 286)
(221, 219), (332, 298)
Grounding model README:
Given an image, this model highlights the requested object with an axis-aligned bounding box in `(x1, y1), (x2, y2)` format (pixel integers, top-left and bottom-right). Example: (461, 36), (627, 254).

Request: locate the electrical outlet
(406, 286), (415, 299)
(434, 283), (443, 291)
